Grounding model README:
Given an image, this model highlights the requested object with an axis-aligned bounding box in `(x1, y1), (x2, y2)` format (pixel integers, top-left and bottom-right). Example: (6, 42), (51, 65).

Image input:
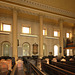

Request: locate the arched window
(67, 49), (69, 56)
(2, 42), (11, 56)
(22, 42), (30, 56)
(54, 45), (58, 56)
(43, 44), (47, 56)
(67, 49), (73, 56)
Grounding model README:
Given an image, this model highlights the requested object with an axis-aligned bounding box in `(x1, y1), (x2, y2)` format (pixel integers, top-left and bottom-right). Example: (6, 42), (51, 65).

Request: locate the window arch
(67, 49), (69, 56)
(2, 41), (11, 56)
(22, 42), (30, 56)
(54, 45), (58, 56)
(43, 44), (47, 56)
(67, 49), (73, 56)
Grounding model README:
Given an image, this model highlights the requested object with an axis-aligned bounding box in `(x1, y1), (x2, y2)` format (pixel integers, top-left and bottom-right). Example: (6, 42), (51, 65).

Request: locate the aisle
(23, 64), (30, 75)
(14, 68), (26, 75)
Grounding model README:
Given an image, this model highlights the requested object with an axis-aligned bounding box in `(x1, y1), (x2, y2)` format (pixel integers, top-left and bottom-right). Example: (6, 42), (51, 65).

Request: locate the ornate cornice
(3, 0), (75, 18)
(0, 0), (75, 23)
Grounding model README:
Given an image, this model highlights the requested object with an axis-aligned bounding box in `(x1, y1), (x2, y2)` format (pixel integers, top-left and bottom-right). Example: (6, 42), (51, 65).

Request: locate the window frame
(66, 32), (70, 38)
(54, 31), (60, 37)
(1, 41), (11, 56)
(54, 45), (58, 56)
(22, 42), (30, 56)
(67, 49), (73, 56)
(22, 26), (31, 34)
(43, 28), (47, 35)
(1, 23), (11, 32)
(67, 49), (69, 56)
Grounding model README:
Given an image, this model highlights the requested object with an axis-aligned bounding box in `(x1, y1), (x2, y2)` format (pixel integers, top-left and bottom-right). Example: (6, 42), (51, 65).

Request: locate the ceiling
(0, 8), (74, 27)
(0, 0), (75, 27)
(31, 0), (75, 13)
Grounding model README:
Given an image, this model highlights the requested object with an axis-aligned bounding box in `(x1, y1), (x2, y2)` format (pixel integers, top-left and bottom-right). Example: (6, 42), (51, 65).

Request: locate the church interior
(0, 0), (75, 75)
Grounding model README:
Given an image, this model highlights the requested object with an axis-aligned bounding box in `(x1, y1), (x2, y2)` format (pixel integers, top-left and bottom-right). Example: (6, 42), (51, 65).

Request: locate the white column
(39, 16), (43, 59)
(59, 19), (64, 56)
(12, 9), (18, 61)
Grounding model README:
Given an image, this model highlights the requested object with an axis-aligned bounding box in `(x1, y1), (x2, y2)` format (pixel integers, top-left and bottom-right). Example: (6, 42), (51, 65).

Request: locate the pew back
(41, 62), (75, 75)
(51, 61), (75, 73)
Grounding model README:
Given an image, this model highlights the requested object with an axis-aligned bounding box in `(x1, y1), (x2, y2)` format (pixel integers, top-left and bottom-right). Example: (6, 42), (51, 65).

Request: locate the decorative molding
(4, 0), (75, 18)
(0, 31), (10, 35)
(0, 0), (75, 23)
(46, 36), (59, 40)
(0, 4), (12, 10)
(20, 34), (38, 37)
(58, 18), (64, 23)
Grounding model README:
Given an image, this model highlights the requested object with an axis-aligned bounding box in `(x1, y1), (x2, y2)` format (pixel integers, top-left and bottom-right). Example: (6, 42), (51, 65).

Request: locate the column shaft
(59, 19), (64, 56)
(39, 16), (43, 58)
(12, 9), (18, 61)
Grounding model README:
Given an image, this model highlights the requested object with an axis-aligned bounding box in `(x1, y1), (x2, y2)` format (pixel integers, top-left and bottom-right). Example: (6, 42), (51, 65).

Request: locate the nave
(0, 0), (75, 75)
(0, 56), (75, 75)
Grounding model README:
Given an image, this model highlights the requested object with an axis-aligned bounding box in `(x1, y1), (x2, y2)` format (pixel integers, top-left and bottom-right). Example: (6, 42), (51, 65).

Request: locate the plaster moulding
(46, 36), (59, 40)
(5, 0), (75, 18)
(0, 0), (75, 23)
(0, 32), (10, 35)
(20, 34), (38, 38)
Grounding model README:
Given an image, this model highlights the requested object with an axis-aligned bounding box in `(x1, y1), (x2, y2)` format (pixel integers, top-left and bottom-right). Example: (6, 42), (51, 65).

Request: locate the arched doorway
(22, 42), (30, 56)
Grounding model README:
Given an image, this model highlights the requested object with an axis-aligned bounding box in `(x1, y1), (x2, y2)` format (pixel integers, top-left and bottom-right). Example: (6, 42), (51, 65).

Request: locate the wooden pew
(10, 59), (26, 75)
(0, 71), (9, 75)
(30, 62), (45, 75)
(0, 56), (15, 68)
(41, 62), (75, 75)
(61, 61), (75, 66)
(0, 60), (9, 75)
(51, 61), (75, 73)
(23, 57), (45, 75)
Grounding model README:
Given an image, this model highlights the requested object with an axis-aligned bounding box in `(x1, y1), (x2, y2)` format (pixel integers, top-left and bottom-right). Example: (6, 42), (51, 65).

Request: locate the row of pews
(41, 56), (75, 75)
(0, 56), (45, 75)
(0, 56), (15, 75)
(41, 62), (75, 75)
(23, 56), (45, 75)
(51, 61), (75, 73)
(0, 56), (75, 75)
(23, 56), (75, 75)
(0, 56), (26, 75)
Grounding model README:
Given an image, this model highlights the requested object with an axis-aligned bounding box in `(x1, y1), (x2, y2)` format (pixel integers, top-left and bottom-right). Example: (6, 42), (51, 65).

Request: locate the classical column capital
(13, 7), (18, 12)
(38, 13), (45, 18)
(58, 18), (64, 23)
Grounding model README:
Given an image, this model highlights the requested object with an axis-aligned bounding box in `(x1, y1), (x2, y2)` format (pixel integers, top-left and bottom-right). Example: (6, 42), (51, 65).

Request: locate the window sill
(46, 36), (59, 39)
(20, 34), (38, 38)
(43, 35), (47, 36)
(0, 31), (10, 35)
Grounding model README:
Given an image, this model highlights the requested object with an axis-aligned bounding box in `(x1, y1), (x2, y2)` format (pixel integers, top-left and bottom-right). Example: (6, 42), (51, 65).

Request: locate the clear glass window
(2, 42), (11, 56)
(22, 27), (31, 34)
(54, 45), (58, 56)
(66, 33), (69, 38)
(22, 43), (30, 56)
(43, 29), (47, 35)
(54, 31), (58, 36)
(1, 24), (11, 31)
(67, 49), (69, 56)
(43, 44), (46, 56)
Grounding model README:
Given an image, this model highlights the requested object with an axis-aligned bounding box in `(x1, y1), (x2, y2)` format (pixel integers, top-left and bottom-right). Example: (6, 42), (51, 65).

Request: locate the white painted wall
(0, 14), (73, 57)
